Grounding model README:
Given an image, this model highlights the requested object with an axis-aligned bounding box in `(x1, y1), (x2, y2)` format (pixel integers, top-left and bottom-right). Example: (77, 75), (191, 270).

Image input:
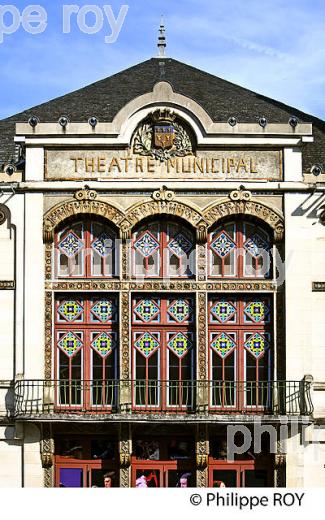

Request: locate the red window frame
(208, 294), (273, 412)
(131, 295), (195, 412)
(54, 293), (118, 412)
(54, 436), (119, 487)
(54, 218), (118, 279)
(131, 219), (196, 279)
(208, 457), (273, 487)
(208, 220), (272, 279)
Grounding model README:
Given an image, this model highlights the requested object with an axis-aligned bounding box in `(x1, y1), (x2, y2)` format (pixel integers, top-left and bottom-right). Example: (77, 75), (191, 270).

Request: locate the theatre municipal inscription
(45, 149), (282, 181)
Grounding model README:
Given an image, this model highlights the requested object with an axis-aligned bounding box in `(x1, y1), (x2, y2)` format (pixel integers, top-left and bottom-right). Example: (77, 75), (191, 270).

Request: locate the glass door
(58, 466), (85, 487)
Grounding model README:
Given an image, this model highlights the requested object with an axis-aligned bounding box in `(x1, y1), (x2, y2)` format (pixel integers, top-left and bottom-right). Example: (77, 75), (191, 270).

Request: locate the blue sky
(0, 0), (324, 120)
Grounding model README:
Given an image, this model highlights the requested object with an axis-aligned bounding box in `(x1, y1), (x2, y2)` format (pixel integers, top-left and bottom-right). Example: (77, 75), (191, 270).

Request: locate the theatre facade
(0, 52), (325, 488)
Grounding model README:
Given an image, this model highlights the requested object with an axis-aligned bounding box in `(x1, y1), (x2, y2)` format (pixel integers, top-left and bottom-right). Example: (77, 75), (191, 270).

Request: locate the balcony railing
(13, 379), (313, 417)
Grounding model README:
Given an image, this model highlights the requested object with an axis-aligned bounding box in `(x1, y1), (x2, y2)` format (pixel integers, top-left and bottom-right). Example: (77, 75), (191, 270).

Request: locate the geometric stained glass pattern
(244, 300), (270, 323)
(244, 332), (269, 359)
(167, 332), (192, 358)
(91, 233), (113, 258)
(59, 231), (84, 258)
(211, 332), (236, 358)
(168, 233), (192, 258)
(211, 300), (236, 323)
(244, 233), (269, 259)
(91, 332), (114, 358)
(211, 232), (236, 258)
(134, 299), (160, 323)
(168, 299), (191, 323)
(134, 231), (160, 258)
(134, 332), (160, 358)
(58, 331), (83, 357)
(91, 300), (115, 322)
(58, 300), (83, 322)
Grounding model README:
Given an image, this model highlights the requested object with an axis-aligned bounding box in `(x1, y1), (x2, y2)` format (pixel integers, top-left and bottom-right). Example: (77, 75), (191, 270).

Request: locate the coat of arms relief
(133, 109), (193, 162)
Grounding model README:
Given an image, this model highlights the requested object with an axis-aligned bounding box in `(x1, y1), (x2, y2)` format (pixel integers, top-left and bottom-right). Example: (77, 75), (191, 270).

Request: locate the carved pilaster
(275, 448), (286, 487)
(45, 242), (52, 281)
(45, 291), (53, 380)
(121, 292), (130, 381)
(119, 424), (131, 487)
(198, 292), (207, 381)
(196, 424), (208, 487)
(197, 243), (207, 282)
(121, 240), (131, 280)
(197, 292), (208, 413)
(41, 424), (54, 487)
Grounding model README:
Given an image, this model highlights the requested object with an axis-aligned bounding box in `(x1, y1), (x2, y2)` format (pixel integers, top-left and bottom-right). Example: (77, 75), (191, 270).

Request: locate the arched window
(208, 220), (272, 279)
(55, 218), (118, 278)
(132, 219), (196, 279)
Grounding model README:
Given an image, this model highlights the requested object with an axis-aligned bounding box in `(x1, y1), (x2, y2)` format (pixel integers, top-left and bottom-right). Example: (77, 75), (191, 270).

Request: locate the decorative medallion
(134, 299), (160, 322)
(168, 233), (192, 258)
(59, 231), (84, 257)
(58, 300), (83, 322)
(91, 332), (114, 358)
(244, 233), (269, 258)
(211, 232), (236, 258)
(133, 109), (193, 162)
(244, 332), (269, 358)
(58, 331), (83, 357)
(211, 300), (236, 323)
(211, 332), (236, 358)
(167, 332), (192, 358)
(91, 233), (113, 258)
(168, 299), (191, 323)
(134, 332), (160, 357)
(134, 231), (160, 258)
(244, 300), (270, 323)
(91, 299), (115, 322)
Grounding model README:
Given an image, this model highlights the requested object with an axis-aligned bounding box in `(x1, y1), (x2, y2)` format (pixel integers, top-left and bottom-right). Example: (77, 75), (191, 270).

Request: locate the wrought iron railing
(13, 379), (313, 417)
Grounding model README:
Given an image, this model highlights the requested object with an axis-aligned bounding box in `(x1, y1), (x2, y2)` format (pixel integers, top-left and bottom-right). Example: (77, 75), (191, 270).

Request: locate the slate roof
(1, 57), (324, 172)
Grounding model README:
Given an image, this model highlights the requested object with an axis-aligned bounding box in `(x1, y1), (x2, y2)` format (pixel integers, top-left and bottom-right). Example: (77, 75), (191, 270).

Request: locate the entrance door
(208, 460), (272, 487)
(132, 462), (195, 488)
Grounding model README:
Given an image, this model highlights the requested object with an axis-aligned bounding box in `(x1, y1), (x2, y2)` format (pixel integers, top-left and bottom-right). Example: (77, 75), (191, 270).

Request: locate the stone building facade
(0, 53), (325, 487)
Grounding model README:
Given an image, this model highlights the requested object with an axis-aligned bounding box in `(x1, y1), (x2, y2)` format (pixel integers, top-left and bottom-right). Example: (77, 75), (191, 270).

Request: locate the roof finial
(157, 16), (167, 57)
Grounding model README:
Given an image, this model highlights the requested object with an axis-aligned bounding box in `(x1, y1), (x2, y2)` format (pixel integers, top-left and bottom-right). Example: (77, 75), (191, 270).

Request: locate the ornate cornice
(43, 188), (124, 243)
(43, 187), (284, 244)
(120, 194), (204, 237)
(203, 189), (284, 242)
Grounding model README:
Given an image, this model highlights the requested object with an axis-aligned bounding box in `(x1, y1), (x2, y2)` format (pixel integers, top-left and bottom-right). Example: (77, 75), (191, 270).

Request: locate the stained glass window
(208, 220), (272, 279)
(55, 294), (118, 410)
(134, 332), (160, 358)
(132, 220), (195, 279)
(132, 295), (195, 410)
(167, 299), (192, 323)
(91, 299), (116, 323)
(58, 300), (84, 322)
(56, 219), (118, 278)
(209, 295), (272, 410)
(134, 299), (160, 323)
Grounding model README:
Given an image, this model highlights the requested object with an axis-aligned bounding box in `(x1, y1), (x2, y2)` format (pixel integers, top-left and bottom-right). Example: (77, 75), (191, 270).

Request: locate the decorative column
(120, 289), (131, 412)
(196, 424), (209, 487)
(44, 290), (53, 380)
(197, 292), (208, 413)
(41, 424), (54, 488)
(119, 423), (132, 487)
(196, 222), (208, 412)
